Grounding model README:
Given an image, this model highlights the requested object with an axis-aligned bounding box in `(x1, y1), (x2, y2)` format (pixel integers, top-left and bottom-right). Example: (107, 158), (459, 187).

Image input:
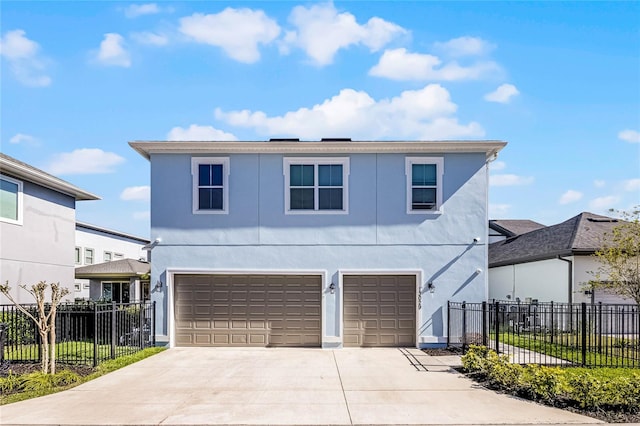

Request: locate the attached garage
(174, 274), (322, 347)
(343, 274), (417, 347)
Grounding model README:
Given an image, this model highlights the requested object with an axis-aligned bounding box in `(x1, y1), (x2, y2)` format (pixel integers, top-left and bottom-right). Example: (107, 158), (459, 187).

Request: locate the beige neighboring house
(74, 222), (150, 300)
(489, 212), (635, 304)
(0, 153), (99, 303)
(75, 258), (151, 303)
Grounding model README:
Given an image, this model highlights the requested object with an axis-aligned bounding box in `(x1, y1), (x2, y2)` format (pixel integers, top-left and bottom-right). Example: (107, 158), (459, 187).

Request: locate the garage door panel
(175, 274), (321, 347)
(343, 275), (416, 347)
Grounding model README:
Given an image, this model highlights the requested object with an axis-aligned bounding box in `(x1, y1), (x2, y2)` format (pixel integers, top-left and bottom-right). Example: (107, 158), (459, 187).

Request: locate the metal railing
(447, 300), (639, 367)
(1, 301), (155, 367)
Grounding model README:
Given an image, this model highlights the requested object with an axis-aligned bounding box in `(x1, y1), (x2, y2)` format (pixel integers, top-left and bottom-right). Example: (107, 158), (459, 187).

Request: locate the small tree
(0, 281), (69, 374)
(590, 207), (640, 305)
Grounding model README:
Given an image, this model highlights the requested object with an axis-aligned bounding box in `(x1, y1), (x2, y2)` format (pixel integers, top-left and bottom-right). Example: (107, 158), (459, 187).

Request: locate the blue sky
(1, 1), (639, 238)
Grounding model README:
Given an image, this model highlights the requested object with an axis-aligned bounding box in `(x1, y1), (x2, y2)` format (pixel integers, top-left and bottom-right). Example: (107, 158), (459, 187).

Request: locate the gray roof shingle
(75, 258), (150, 278)
(489, 212), (621, 267)
(489, 219), (546, 237)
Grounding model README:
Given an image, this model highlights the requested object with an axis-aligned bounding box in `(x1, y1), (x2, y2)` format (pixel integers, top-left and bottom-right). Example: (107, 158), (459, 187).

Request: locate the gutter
(557, 255), (573, 304)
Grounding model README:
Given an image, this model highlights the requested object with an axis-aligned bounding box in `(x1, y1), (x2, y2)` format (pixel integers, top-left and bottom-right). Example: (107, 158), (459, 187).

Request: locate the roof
(129, 140), (507, 160)
(489, 219), (546, 238)
(489, 212), (622, 267)
(75, 258), (150, 278)
(0, 153), (100, 201)
(76, 221), (149, 244)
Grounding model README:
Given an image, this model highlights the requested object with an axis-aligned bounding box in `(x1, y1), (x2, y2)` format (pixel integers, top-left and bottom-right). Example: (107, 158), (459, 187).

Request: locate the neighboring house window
(0, 175), (23, 225)
(142, 281), (150, 301)
(283, 158), (349, 214)
(84, 248), (94, 265)
(405, 157), (444, 214)
(102, 282), (130, 303)
(113, 253), (124, 260)
(74, 283), (81, 291)
(104, 251), (112, 262)
(75, 247), (82, 265)
(83, 283), (90, 289)
(191, 157), (230, 214)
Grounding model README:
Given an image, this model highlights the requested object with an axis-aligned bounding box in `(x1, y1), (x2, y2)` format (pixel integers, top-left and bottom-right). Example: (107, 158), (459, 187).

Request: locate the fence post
(550, 301), (554, 344)
(152, 301), (156, 347)
(93, 303), (98, 367)
(482, 301), (487, 346)
(446, 301), (450, 347)
(597, 302), (602, 354)
(111, 302), (116, 359)
(494, 300), (500, 353)
(581, 302), (587, 367)
(461, 301), (467, 349)
(139, 302), (144, 349)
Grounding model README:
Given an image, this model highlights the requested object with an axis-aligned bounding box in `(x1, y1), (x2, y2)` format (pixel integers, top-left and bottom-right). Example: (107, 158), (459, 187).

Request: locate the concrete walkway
(1, 348), (603, 425)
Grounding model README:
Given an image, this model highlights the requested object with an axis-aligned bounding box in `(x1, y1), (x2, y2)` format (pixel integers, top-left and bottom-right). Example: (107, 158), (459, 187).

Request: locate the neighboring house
(131, 139), (506, 348)
(0, 153), (99, 304)
(75, 258), (151, 303)
(488, 219), (546, 243)
(74, 222), (150, 300)
(489, 212), (634, 304)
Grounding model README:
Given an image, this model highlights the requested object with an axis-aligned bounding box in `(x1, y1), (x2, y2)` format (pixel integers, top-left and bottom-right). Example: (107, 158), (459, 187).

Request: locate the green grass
(0, 347), (166, 405)
(5, 341), (148, 364)
(494, 332), (639, 367)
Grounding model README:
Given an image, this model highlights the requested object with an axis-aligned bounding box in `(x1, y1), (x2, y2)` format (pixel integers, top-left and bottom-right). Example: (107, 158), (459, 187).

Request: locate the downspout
(557, 255), (573, 304)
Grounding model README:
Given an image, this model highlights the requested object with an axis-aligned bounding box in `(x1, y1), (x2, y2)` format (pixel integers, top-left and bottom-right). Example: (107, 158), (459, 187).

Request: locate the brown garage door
(174, 274), (321, 347)
(343, 275), (416, 347)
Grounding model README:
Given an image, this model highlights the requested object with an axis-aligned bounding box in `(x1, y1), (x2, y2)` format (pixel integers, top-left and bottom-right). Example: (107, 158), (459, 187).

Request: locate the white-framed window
(0, 175), (23, 225)
(74, 283), (81, 291)
(84, 248), (94, 265)
(75, 247), (82, 265)
(191, 157), (230, 214)
(83, 283), (90, 289)
(104, 251), (112, 262)
(113, 253), (124, 260)
(405, 157), (444, 214)
(283, 157), (349, 214)
(102, 281), (130, 303)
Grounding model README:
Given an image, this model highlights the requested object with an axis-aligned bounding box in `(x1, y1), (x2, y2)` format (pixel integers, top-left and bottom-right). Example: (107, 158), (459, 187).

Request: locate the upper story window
(104, 251), (112, 262)
(113, 253), (124, 260)
(84, 248), (94, 265)
(75, 247), (82, 264)
(191, 157), (229, 214)
(0, 175), (23, 225)
(405, 157), (444, 214)
(283, 158), (349, 214)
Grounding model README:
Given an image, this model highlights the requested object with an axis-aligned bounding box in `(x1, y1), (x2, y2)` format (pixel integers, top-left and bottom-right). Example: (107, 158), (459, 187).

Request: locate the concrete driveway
(1, 348), (602, 425)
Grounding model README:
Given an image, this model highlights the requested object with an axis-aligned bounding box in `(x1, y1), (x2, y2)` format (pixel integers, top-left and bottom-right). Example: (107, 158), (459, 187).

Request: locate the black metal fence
(447, 300), (639, 368)
(0, 301), (155, 367)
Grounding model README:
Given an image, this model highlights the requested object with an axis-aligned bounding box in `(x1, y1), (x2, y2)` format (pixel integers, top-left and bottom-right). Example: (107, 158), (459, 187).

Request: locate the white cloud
(124, 3), (160, 18)
(9, 133), (37, 145)
(133, 211), (150, 220)
(489, 174), (534, 187)
(120, 186), (150, 201)
(214, 84), (484, 140)
(618, 129), (640, 143)
(558, 190), (583, 205)
(489, 203), (511, 217)
(369, 48), (499, 81)
(490, 160), (506, 171)
(131, 31), (169, 46)
(167, 124), (237, 141)
(0, 29), (51, 87)
(623, 178), (640, 192)
(94, 33), (131, 67)
(484, 84), (520, 103)
(46, 149), (125, 175)
(433, 36), (495, 57)
(594, 180), (606, 188)
(589, 195), (621, 211)
(281, 3), (407, 66)
(179, 8), (280, 63)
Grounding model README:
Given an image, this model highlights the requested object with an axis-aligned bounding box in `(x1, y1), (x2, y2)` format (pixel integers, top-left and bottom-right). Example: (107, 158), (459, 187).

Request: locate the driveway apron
(0, 348), (602, 425)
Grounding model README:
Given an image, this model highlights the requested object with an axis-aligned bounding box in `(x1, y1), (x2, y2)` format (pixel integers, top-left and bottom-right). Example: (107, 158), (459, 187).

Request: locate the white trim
(283, 157), (350, 215)
(191, 157), (230, 215)
(165, 268), (328, 349)
(405, 157), (444, 215)
(0, 174), (23, 225)
(338, 269), (423, 349)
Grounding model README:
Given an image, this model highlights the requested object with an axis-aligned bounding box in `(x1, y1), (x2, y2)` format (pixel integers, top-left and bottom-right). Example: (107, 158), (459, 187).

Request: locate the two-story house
(0, 153), (99, 303)
(74, 221), (150, 301)
(130, 139), (506, 348)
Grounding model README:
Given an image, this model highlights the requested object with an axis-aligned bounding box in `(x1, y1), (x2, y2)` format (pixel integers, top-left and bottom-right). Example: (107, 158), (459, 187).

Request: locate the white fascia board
(129, 140), (508, 160)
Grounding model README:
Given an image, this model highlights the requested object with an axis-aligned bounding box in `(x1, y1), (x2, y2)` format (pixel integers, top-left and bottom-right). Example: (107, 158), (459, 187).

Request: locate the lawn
(5, 341), (150, 365)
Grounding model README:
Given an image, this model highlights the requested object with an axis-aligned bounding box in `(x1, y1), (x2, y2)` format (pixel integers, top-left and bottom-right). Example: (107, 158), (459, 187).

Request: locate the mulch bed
(422, 349), (639, 424)
(1, 362), (95, 377)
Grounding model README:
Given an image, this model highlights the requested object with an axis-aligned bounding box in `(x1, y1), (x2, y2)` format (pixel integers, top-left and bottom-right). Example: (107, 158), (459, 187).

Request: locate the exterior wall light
(427, 282), (435, 293)
(328, 283), (336, 294)
(155, 280), (163, 290)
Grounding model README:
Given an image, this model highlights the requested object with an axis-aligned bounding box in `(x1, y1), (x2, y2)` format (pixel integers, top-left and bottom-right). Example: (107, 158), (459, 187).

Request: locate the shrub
(520, 365), (564, 401)
(0, 311), (36, 345)
(0, 372), (21, 394)
(461, 345), (490, 374)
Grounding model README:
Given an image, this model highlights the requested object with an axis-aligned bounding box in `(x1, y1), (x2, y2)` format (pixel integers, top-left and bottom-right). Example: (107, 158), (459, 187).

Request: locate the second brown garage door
(343, 275), (416, 347)
(174, 274), (321, 347)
